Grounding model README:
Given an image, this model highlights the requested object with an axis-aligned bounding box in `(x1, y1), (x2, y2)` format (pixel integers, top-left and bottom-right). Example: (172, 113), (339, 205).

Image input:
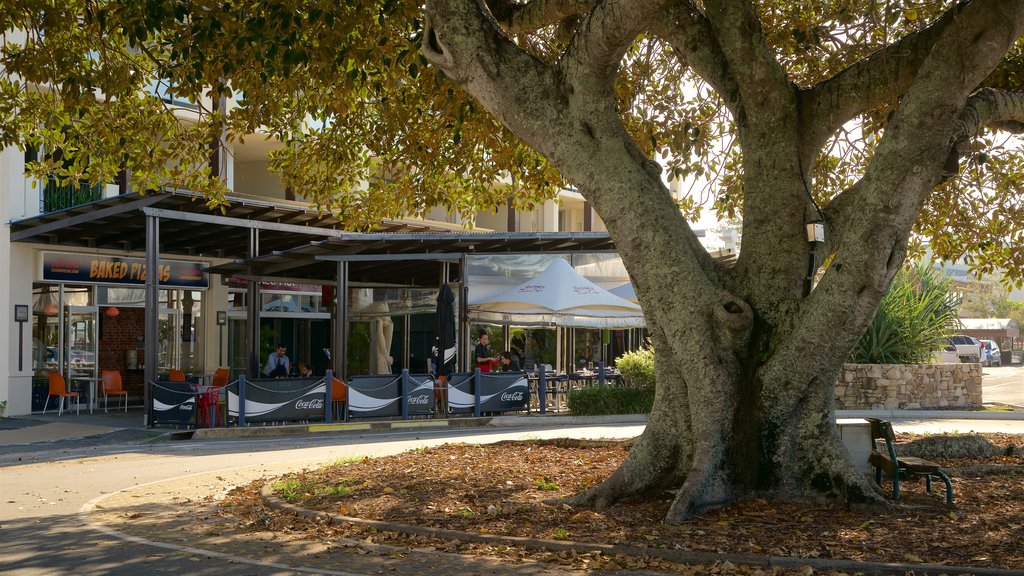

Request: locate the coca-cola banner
(346, 373), (437, 419)
(447, 372), (529, 414)
(151, 381), (197, 426)
(406, 374), (436, 417)
(228, 378), (325, 423)
(346, 374), (402, 418)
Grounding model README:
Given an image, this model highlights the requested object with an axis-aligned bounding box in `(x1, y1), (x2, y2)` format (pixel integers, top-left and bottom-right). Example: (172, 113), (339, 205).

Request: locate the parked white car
(932, 344), (960, 364)
(949, 335), (982, 363)
(980, 339), (1002, 366)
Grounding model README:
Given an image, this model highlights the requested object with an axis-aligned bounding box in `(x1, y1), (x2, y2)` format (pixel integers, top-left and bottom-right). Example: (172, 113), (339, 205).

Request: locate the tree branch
(650, 4), (738, 114)
(701, 0), (792, 117)
(800, 1), (972, 156)
(559, 0), (675, 81)
(955, 88), (1024, 139)
(486, 0), (595, 35)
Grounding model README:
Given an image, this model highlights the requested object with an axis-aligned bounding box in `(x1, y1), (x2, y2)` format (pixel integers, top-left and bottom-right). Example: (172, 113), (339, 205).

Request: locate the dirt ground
(219, 432), (1024, 574)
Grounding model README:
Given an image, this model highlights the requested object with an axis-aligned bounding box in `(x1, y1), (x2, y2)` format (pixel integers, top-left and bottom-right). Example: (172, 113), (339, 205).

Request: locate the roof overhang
(8, 190), (469, 260)
(206, 232), (621, 286)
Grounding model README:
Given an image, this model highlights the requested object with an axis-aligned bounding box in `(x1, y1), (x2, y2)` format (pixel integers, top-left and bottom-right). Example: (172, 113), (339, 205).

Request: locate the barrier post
(598, 361), (606, 386)
(538, 370), (547, 414)
(146, 380), (153, 427)
(238, 374), (247, 427)
(325, 370), (334, 424)
(401, 369), (410, 420)
(473, 368), (482, 417)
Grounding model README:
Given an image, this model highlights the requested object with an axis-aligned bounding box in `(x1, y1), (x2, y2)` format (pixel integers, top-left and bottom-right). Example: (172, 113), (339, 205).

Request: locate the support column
(335, 261), (348, 380)
(246, 229), (260, 376)
(459, 254), (469, 372)
(144, 215), (159, 426)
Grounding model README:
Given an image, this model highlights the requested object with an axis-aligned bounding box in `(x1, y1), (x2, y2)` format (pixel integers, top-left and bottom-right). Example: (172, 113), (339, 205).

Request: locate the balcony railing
(41, 178), (103, 213)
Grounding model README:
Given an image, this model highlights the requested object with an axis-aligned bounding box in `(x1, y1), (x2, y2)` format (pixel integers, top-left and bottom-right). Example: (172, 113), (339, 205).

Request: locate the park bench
(867, 417), (954, 504)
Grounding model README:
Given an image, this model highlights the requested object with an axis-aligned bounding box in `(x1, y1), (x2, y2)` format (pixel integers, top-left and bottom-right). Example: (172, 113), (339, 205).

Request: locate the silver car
(980, 339), (1001, 367)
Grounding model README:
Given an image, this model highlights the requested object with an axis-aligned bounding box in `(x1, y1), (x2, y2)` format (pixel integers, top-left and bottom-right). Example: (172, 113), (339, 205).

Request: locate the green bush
(567, 386), (655, 415)
(852, 264), (961, 364)
(615, 345), (656, 389)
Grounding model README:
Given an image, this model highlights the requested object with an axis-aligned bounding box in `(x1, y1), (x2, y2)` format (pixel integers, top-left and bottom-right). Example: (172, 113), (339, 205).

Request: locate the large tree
(4, 1), (1024, 521)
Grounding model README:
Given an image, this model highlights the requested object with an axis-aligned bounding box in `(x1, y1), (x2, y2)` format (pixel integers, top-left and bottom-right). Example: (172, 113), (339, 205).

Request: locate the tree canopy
(2, 1), (1021, 273)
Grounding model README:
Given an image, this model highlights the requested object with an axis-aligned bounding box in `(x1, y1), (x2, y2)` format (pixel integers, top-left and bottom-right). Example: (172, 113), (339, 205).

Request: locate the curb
(259, 485), (1019, 576)
(191, 417), (497, 440)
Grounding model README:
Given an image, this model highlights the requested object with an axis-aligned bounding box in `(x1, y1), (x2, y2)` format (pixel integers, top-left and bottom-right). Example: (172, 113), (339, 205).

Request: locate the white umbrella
(609, 282), (637, 302)
(469, 259), (643, 327)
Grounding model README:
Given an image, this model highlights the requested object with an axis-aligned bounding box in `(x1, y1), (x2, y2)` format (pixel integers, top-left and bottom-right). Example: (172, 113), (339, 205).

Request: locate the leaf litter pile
(219, 433), (1024, 574)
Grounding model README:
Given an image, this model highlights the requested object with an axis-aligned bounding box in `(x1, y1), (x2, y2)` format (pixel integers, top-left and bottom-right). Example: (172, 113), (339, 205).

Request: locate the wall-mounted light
(105, 306), (120, 317)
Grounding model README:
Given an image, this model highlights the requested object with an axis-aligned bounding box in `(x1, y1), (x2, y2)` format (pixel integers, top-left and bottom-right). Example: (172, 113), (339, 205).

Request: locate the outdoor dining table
(525, 372), (570, 411)
(71, 376), (101, 414)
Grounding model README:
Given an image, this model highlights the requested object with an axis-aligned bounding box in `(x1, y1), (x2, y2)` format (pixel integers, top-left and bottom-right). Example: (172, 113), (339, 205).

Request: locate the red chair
(100, 370), (129, 413)
(210, 368), (230, 422)
(168, 369), (187, 382)
(196, 387), (223, 428)
(43, 372), (80, 416)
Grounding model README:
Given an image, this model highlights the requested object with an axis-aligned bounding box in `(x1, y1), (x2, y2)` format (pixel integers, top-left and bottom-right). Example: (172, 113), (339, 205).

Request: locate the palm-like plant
(852, 264), (961, 364)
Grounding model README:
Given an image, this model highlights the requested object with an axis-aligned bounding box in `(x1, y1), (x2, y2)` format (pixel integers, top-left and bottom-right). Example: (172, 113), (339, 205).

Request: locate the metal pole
(143, 215), (159, 427)
(238, 374), (246, 427)
(473, 368), (481, 418)
(538, 369), (547, 414)
(460, 254), (468, 373)
(401, 368), (410, 420)
(336, 261), (348, 381)
(246, 229), (260, 377)
(325, 369), (333, 424)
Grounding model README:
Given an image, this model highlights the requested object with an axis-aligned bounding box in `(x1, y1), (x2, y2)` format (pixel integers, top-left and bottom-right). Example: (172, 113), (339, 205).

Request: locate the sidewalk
(3, 407), (1024, 447)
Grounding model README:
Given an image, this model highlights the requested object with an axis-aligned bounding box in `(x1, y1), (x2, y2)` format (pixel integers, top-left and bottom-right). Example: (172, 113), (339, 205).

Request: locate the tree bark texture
(424, 0), (1024, 521)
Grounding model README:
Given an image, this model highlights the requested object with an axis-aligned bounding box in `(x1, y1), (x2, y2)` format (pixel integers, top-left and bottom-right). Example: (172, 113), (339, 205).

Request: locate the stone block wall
(835, 363), (982, 410)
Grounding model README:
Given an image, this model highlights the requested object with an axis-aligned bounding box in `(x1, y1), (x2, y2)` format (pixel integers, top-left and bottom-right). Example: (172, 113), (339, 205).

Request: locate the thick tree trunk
(571, 302), (881, 523)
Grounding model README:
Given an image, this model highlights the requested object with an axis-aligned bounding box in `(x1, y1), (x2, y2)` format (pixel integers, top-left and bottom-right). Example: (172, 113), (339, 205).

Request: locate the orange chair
(331, 377), (347, 420)
(100, 370), (129, 413)
(168, 369), (187, 382)
(43, 372), (80, 416)
(211, 367), (230, 387)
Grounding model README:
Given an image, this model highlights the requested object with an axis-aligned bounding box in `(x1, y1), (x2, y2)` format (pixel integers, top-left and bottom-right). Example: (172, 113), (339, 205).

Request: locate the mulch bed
(219, 432), (1024, 574)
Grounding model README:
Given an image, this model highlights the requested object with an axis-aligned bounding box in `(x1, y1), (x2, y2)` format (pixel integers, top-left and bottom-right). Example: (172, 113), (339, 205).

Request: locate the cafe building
(3, 181), (649, 421)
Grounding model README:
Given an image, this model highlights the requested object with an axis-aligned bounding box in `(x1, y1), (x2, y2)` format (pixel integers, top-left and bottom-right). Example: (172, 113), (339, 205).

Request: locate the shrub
(615, 344), (656, 389)
(852, 264), (961, 364)
(567, 386), (655, 415)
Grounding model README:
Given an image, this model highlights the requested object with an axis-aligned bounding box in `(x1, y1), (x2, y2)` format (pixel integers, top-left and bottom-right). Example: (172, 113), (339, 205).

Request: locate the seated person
(296, 362), (313, 377)
(500, 350), (521, 372)
(263, 343), (290, 377)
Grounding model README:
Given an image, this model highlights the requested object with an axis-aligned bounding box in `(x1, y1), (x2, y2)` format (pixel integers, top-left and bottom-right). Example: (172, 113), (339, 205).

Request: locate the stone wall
(835, 363), (982, 410)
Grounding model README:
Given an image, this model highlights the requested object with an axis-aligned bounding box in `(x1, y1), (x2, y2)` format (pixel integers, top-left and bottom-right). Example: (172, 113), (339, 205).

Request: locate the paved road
(1, 423), (645, 576)
(982, 364), (1024, 407)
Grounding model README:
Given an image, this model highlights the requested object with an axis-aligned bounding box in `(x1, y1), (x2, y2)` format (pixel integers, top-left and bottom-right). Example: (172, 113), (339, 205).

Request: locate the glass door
(66, 306), (98, 410)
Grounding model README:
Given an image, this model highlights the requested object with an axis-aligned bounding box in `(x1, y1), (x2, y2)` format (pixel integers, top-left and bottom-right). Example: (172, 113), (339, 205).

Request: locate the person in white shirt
(263, 343), (290, 377)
